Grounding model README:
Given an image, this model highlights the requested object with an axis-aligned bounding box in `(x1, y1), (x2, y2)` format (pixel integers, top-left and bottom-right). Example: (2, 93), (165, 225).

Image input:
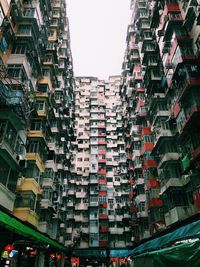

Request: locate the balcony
(99, 214), (108, 219)
(160, 176), (189, 195)
(89, 212), (98, 220)
(99, 201), (107, 208)
(0, 183), (15, 212)
(135, 178), (145, 185)
(141, 127), (151, 138)
(135, 194), (146, 204)
(152, 110), (171, 127)
(165, 3), (180, 12)
(98, 150), (106, 155)
(99, 190), (107, 197)
(99, 226), (109, 233)
(98, 125), (106, 129)
(26, 153), (45, 172)
(165, 205), (196, 226)
(130, 203), (137, 214)
(38, 76), (53, 92)
(178, 77), (200, 103)
(67, 201), (74, 207)
(141, 142), (154, 155)
(75, 203), (88, 210)
(68, 189), (75, 195)
(98, 159), (107, 164)
(158, 152), (180, 169)
(137, 211), (148, 218)
(143, 159), (157, 170)
(123, 213), (131, 219)
(148, 198), (163, 208)
(98, 169), (106, 175)
(13, 208), (39, 227)
(66, 227), (73, 234)
(15, 24), (39, 46)
(75, 192), (87, 198)
(89, 201), (98, 207)
(99, 240), (108, 248)
(146, 179), (160, 190)
(27, 130), (45, 140)
(109, 227), (123, 235)
(154, 128), (174, 145)
(7, 54), (32, 80)
(90, 177), (98, 184)
(48, 29), (57, 42)
(57, 163), (63, 170)
(98, 141), (106, 145)
(66, 213), (75, 220)
(10, 1), (23, 22)
(42, 177), (54, 188)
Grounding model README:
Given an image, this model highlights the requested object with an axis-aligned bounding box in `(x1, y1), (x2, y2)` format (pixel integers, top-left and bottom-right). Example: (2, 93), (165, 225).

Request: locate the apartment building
(67, 76), (132, 252)
(121, 0), (200, 246)
(0, 0), (74, 265)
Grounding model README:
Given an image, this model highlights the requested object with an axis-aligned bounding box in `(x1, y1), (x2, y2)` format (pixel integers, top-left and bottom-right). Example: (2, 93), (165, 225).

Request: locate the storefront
(0, 210), (67, 267)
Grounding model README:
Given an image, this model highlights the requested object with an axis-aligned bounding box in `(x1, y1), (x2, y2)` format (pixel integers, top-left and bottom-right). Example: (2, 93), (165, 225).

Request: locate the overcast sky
(66, 0), (131, 79)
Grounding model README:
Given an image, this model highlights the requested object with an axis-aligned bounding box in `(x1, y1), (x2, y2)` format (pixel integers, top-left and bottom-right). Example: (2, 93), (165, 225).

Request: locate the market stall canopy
(129, 219), (200, 256)
(0, 210), (66, 251)
(133, 239), (200, 267)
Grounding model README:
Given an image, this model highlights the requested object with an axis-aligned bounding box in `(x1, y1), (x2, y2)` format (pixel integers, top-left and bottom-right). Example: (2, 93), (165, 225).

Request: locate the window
(30, 120), (42, 131)
(172, 191), (189, 207)
(90, 196), (98, 202)
(18, 25), (32, 35)
(99, 196), (107, 202)
(35, 101), (45, 111)
(53, 9), (60, 16)
(58, 59), (65, 68)
(27, 141), (39, 153)
(4, 122), (17, 149)
(12, 45), (27, 54)
(42, 69), (50, 77)
(43, 168), (54, 179)
(15, 191), (37, 210)
(7, 65), (28, 82)
(23, 8), (35, 17)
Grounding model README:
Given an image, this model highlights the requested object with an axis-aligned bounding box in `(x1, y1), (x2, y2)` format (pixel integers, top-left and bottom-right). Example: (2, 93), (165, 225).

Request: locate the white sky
(66, 0), (131, 79)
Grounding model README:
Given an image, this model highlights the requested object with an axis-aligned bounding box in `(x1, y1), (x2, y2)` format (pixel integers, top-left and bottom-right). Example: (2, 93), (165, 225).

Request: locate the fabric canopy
(129, 219), (200, 256)
(110, 250), (130, 257)
(134, 240), (200, 267)
(0, 211), (66, 251)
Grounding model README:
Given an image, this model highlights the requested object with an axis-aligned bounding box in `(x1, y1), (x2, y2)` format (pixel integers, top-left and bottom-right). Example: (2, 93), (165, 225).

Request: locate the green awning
(129, 219), (200, 257)
(134, 240), (200, 267)
(0, 211), (66, 251)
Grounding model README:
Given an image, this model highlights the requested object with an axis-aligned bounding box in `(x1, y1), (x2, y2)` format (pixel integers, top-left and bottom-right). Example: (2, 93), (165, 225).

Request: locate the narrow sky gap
(66, 0), (131, 79)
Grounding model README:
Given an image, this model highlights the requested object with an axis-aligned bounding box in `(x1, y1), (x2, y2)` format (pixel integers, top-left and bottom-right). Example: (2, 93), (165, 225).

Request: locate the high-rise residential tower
(121, 0), (200, 249)
(0, 0), (74, 265)
(66, 76), (132, 251)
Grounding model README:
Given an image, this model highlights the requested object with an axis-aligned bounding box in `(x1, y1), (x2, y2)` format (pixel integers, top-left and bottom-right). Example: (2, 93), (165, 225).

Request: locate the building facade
(0, 0), (74, 265)
(121, 0), (200, 244)
(67, 76), (132, 250)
